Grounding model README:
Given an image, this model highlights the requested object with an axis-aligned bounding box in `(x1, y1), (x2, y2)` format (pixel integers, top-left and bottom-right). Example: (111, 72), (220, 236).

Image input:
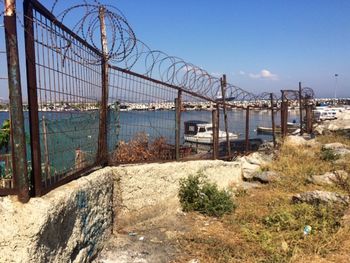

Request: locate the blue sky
(1, 0), (349, 99)
(113, 0), (350, 98)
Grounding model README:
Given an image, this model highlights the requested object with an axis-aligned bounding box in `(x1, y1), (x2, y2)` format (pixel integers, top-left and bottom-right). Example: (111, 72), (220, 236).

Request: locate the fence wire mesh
(0, 0), (316, 198)
(26, 4), (102, 190)
(0, 18), (14, 192)
(108, 66), (180, 164)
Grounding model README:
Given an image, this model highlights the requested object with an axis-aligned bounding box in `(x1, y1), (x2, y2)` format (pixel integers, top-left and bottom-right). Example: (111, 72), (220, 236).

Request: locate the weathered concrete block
(0, 167), (115, 263)
(111, 160), (242, 229)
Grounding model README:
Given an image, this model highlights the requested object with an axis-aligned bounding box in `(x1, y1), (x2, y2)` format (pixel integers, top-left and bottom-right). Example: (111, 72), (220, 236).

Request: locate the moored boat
(257, 122), (299, 134)
(184, 120), (238, 144)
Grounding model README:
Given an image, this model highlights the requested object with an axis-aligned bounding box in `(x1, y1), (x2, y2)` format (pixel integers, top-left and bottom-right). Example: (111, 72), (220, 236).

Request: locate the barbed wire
(46, 0), (274, 103)
(1, 0), (315, 105)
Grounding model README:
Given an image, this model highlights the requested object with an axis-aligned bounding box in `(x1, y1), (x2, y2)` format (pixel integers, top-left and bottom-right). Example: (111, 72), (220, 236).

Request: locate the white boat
(313, 109), (337, 121)
(184, 120), (238, 144)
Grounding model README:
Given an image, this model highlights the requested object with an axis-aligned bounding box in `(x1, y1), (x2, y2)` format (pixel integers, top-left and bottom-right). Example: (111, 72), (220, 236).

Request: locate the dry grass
(316, 134), (350, 147)
(175, 134), (350, 263)
(110, 132), (174, 164)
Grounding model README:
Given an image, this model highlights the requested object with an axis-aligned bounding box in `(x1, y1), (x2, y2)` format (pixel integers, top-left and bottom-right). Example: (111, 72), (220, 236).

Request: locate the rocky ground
(314, 110), (350, 136)
(96, 111), (350, 263)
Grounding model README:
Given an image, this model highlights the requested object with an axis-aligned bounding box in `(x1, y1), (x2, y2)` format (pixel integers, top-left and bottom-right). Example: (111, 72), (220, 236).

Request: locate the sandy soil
(95, 210), (201, 263)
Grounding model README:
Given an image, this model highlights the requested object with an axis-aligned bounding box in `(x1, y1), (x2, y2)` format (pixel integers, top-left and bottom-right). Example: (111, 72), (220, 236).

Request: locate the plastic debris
(303, 225), (312, 235)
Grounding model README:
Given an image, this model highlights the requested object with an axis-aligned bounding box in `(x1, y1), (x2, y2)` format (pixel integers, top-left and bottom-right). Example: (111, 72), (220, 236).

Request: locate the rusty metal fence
(0, 0), (315, 200)
(0, 21), (15, 195)
(24, 0), (103, 196)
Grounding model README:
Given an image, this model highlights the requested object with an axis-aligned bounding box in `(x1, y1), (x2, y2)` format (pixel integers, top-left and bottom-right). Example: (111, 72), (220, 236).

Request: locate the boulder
(328, 123), (340, 131)
(239, 152), (272, 181)
(258, 142), (275, 153)
(240, 182), (263, 190)
(252, 171), (280, 184)
(285, 135), (307, 146)
(243, 152), (272, 166)
(323, 143), (350, 156)
(285, 136), (320, 147)
(241, 160), (260, 180)
(314, 125), (325, 135)
(292, 191), (349, 205)
(308, 171), (348, 186)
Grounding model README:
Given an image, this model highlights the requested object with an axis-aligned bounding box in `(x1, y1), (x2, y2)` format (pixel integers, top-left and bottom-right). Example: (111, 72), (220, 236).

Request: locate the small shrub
(320, 147), (339, 162)
(0, 119), (10, 153)
(178, 173), (236, 217)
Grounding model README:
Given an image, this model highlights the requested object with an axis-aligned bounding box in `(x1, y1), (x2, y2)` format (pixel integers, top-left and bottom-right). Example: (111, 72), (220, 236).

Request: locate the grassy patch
(265, 142), (333, 192)
(319, 147), (340, 162)
(178, 173), (236, 217)
(176, 135), (350, 263)
(317, 134), (350, 147)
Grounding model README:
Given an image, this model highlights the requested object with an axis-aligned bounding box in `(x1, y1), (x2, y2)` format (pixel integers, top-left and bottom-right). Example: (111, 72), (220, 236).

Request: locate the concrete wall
(0, 168), (115, 263)
(111, 160), (242, 229)
(0, 160), (244, 263)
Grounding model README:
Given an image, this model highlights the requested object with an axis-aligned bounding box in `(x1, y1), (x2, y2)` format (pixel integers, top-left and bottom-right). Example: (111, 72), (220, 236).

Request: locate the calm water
(0, 109), (300, 175)
(115, 109), (300, 144)
(0, 108), (301, 146)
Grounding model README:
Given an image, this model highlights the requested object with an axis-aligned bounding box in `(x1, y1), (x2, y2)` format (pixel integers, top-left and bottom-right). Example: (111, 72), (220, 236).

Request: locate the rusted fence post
(221, 74), (231, 157)
(270, 93), (276, 148)
(212, 105), (219, 159)
(175, 90), (182, 161)
(280, 90), (288, 138)
(299, 82), (303, 135)
(5, 0), (29, 202)
(24, 0), (42, 197)
(245, 106), (250, 152)
(305, 104), (313, 134)
(98, 6), (109, 164)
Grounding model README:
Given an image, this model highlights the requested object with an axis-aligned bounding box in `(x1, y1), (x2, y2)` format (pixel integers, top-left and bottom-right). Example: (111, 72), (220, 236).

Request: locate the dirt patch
(95, 210), (207, 263)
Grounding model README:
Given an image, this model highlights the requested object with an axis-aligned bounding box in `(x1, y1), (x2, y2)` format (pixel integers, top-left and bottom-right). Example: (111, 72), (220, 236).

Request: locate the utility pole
(334, 74), (338, 104)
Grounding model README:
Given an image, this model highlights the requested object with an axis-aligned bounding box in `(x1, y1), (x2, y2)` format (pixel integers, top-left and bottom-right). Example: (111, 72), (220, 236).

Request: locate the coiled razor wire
(0, 0), (315, 104)
(43, 0), (269, 103)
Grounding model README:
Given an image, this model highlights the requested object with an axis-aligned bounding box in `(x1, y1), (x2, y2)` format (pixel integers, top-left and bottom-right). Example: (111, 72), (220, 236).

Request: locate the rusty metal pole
(98, 6), (109, 164)
(24, 0), (42, 197)
(280, 90), (285, 137)
(245, 106), (250, 152)
(221, 75), (231, 157)
(212, 106), (219, 159)
(4, 0), (30, 202)
(280, 90), (288, 138)
(283, 101), (288, 137)
(299, 82), (303, 135)
(175, 90), (182, 161)
(270, 93), (276, 148)
(306, 104), (313, 134)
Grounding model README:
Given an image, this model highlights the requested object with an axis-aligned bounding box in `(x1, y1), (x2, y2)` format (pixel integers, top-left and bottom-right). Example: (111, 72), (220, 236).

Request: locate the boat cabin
(313, 110), (336, 121)
(184, 120), (211, 135)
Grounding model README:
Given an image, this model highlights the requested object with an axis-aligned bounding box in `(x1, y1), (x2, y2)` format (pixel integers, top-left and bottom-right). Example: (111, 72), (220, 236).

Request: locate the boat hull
(184, 134), (238, 144)
(257, 126), (298, 134)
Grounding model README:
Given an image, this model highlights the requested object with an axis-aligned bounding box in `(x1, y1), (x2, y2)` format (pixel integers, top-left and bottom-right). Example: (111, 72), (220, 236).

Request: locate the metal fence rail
(0, 0), (315, 200)
(24, 0), (103, 196)
(107, 65), (218, 164)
